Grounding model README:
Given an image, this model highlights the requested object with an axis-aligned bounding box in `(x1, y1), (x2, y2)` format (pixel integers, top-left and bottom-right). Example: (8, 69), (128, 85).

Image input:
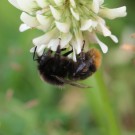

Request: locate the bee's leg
(73, 41), (86, 75)
(63, 45), (73, 56)
(33, 46), (39, 61)
(61, 48), (67, 52)
(55, 39), (73, 56)
(79, 40), (85, 61)
(54, 38), (62, 59)
(77, 40), (85, 62)
(45, 49), (52, 56)
(81, 40), (85, 52)
(55, 45), (61, 56)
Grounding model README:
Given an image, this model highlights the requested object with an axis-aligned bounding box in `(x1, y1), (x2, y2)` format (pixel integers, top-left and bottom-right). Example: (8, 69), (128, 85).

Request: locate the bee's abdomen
(38, 57), (69, 86)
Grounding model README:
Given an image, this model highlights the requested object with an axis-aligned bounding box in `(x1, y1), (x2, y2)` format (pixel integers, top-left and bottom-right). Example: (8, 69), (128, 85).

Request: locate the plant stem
(85, 70), (121, 135)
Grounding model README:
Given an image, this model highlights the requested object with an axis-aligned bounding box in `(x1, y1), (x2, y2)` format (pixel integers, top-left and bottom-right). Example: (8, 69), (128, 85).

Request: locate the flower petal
(8, 0), (20, 9)
(55, 21), (70, 33)
(30, 44), (47, 56)
(98, 23), (111, 36)
(37, 44), (47, 56)
(80, 19), (93, 31)
(110, 35), (118, 43)
(92, 0), (100, 13)
(19, 23), (31, 32)
(99, 6), (127, 20)
(30, 47), (35, 53)
(48, 38), (60, 51)
(80, 19), (98, 31)
(36, 0), (49, 8)
(70, 8), (79, 21)
(20, 12), (39, 27)
(33, 28), (59, 46)
(54, 0), (64, 6)
(50, 5), (62, 20)
(72, 44), (77, 62)
(99, 0), (104, 5)
(95, 35), (108, 53)
(60, 33), (72, 48)
(74, 31), (83, 54)
(36, 14), (53, 28)
(17, 0), (38, 12)
(70, 0), (76, 8)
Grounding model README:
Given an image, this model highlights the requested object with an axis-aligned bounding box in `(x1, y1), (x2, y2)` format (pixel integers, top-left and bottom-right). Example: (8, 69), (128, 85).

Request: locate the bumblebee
(33, 41), (101, 88)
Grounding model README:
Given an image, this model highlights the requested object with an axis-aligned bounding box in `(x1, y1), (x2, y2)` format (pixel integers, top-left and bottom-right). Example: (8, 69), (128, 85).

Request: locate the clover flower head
(9, 0), (127, 61)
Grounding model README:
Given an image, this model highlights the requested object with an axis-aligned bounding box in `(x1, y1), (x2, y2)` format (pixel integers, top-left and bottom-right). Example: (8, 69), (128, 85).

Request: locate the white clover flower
(9, 0), (127, 61)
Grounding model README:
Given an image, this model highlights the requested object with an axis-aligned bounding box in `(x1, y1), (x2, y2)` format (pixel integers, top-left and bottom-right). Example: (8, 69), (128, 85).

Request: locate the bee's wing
(52, 75), (91, 88)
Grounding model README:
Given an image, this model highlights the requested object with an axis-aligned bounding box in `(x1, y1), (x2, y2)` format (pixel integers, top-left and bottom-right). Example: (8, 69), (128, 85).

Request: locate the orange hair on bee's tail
(87, 48), (102, 69)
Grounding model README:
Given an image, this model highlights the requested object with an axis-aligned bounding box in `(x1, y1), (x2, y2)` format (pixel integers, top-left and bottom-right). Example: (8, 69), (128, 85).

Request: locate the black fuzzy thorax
(37, 53), (96, 86)
(38, 56), (73, 85)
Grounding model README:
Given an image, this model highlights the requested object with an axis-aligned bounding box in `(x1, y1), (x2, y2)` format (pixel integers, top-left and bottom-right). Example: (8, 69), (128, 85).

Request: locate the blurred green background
(0, 0), (135, 135)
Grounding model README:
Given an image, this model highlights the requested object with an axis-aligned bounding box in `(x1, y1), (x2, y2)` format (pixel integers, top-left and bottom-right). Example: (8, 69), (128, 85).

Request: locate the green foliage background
(0, 0), (135, 135)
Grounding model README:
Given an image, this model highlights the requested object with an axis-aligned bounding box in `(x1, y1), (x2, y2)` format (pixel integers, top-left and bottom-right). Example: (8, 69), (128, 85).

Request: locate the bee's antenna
(58, 38), (61, 47)
(81, 40), (85, 52)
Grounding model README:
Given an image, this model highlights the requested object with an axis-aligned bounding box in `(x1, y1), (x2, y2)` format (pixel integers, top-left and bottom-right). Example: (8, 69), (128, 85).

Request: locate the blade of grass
(85, 70), (121, 135)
